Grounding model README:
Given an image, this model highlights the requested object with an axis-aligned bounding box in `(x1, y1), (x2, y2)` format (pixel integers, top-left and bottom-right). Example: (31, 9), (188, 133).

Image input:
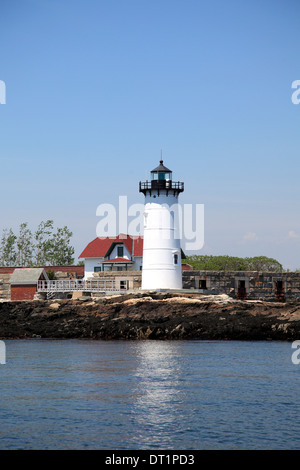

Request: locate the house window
(120, 280), (128, 290)
(173, 253), (178, 265)
(94, 267), (101, 272)
(199, 279), (207, 289)
(117, 246), (124, 257)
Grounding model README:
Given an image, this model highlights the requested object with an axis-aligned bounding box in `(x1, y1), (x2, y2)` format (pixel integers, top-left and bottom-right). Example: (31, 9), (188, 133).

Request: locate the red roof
(182, 263), (193, 271)
(79, 234), (143, 259)
(102, 258), (133, 264)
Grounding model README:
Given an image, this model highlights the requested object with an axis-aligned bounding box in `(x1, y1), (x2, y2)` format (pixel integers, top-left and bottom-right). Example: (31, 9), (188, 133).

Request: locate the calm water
(0, 339), (299, 450)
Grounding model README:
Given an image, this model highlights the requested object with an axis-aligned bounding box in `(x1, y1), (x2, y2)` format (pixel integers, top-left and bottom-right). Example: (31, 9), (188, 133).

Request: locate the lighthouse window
(173, 253), (178, 265)
(144, 212), (148, 228)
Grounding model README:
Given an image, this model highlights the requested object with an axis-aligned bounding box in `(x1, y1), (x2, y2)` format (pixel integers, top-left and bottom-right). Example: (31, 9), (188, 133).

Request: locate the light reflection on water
(0, 339), (299, 449)
(130, 341), (186, 448)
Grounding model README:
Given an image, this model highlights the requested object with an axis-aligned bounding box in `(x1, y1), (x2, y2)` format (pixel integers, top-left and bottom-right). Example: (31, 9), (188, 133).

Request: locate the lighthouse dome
(151, 160), (172, 181)
(139, 159), (183, 195)
(151, 160), (172, 173)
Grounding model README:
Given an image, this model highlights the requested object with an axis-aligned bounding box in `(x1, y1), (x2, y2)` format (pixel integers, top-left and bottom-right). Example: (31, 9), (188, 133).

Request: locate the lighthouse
(139, 160), (184, 290)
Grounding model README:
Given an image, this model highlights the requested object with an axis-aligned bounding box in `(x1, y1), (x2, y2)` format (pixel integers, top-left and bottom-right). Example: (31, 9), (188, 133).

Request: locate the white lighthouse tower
(139, 160), (184, 290)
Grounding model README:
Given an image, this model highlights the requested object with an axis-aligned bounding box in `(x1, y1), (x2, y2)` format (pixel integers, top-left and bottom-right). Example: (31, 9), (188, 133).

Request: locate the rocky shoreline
(0, 292), (300, 341)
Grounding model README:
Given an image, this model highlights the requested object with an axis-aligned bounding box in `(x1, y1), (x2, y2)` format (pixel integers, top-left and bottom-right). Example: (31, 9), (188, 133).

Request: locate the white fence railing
(38, 279), (120, 293)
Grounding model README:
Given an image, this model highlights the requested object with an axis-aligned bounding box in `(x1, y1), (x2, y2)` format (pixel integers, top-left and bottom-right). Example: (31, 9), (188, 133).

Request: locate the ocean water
(0, 339), (299, 450)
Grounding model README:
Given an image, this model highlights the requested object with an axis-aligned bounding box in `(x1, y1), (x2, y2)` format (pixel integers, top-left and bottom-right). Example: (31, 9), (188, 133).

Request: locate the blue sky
(0, 0), (300, 269)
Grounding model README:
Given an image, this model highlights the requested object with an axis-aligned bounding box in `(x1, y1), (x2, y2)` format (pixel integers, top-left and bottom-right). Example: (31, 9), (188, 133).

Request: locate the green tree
(0, 220), (75, 267)
(46, 269), (56, 280)
(0, 228), (17, 266)
(34, 220), (54, 265)
(185, 255), (247, 271)
(185, 254), (283, 272)
(245, 256), (282, 272)
(48, 226), (75, 265)
(16, 223), (33, 266)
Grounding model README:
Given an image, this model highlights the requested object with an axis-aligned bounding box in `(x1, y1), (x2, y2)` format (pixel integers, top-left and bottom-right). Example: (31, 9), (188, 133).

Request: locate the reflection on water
(0, 339), (299, 449)
(130, 342), (185, 448)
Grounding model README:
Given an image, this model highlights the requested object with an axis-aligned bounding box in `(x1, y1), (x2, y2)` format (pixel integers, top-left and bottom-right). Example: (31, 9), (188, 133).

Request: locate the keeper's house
(79, 234), (143, 280)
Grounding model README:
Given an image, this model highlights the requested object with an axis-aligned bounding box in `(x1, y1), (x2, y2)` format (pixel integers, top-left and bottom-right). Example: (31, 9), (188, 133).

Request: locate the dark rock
(0, 294), (299, 341)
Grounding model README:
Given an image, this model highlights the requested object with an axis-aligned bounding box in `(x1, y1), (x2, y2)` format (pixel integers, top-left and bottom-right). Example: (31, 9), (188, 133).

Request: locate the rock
(0, 294), (299, 341)
(33, 293), (45, 301)
(72, 291), (84, 300)
(49, 302), (60, 310)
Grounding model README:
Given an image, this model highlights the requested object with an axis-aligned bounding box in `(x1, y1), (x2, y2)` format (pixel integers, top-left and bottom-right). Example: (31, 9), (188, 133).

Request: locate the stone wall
(90, 270), (142, 291)
(0, 273), (11, 300)
(2, 266), (300, 302)
(182, 270), (300, 301)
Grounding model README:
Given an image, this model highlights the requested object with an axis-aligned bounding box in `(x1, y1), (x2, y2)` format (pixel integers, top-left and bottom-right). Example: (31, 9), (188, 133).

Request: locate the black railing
(139, 180), (184, 193)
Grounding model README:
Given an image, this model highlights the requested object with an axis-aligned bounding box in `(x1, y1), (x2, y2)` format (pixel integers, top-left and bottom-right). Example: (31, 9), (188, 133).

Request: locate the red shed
(10, 268), (49, 301)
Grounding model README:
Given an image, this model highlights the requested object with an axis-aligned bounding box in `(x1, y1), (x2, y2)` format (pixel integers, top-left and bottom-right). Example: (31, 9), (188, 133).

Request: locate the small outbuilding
(10, 268), (49, 300)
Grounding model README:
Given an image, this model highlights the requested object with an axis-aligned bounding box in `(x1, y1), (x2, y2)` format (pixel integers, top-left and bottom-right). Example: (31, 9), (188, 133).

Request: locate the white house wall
(83, 253), (142, 279)
(84, 258), (104, 280)
(133, 256), (143, 270)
